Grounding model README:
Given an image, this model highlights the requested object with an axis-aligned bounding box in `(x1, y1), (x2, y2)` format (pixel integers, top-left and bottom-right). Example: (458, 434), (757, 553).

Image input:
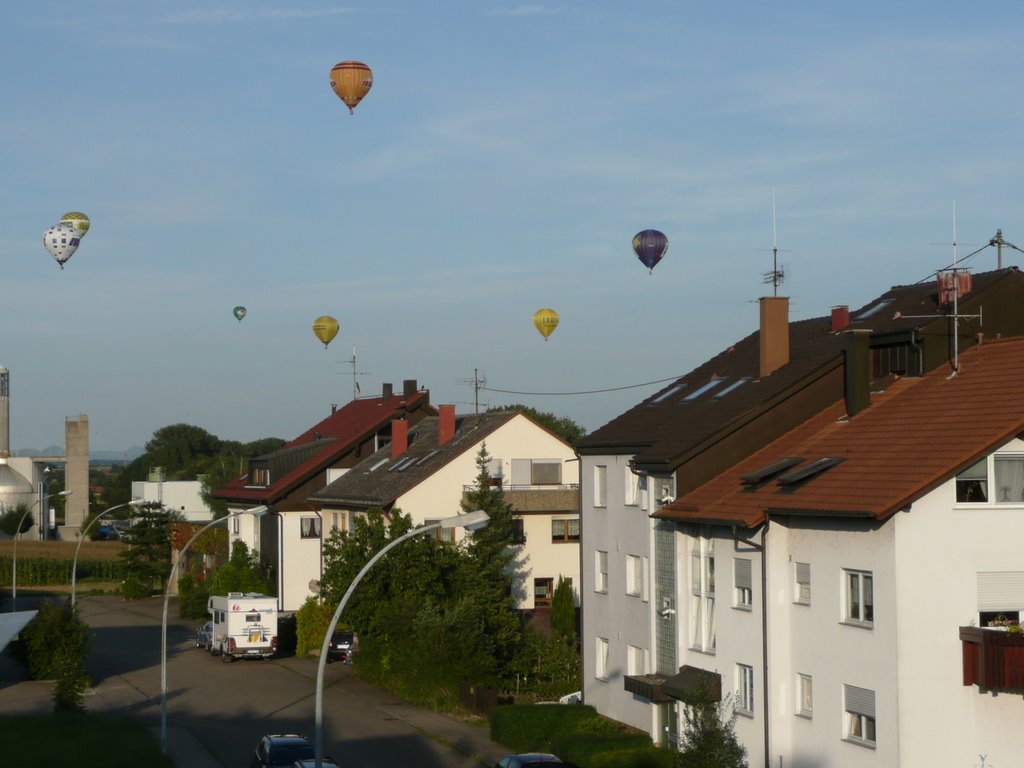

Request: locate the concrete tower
(64, 414), (89, 530)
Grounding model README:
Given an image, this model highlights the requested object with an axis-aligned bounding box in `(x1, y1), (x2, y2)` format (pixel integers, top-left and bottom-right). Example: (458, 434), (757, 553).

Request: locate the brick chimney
(438, 405), (456, 446)
(391, 419), (408, 458)
(403, 379), (418, 397)
(382, 382), (393, 399)
(844, 330), (871, 418)
(759, 296), (790, 378)
(831, 305), (850, 333)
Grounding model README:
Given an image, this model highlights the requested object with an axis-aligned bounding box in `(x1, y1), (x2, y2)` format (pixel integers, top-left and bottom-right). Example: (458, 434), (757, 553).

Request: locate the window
(534, 578), (554, 607)
(627, 644), (647, 676)
(531, 460), (561, 485)
(797, 674), (813, 718)
(639, 474), (649, 512)
(736, 663), (754, 716)
(654, 475), (675, 507)
(595, 550), (608, 593)
(551, 518), (580, 543)
(300, 517), (321, 539)
(250, 467), (270, 486)
(595, 637), (609, 679)
(957, 458), (989, 502)
(626, 555), (642, 597)
(425, 519), (455, 544)
(624, 468), (640, 506)
(843, 569), (874, 626)
(232, 514), (240, 534)
(977, 571), (1024, 626)
(511, 518), (526, 544)
(690, 542), (716, 652)
(994, 456), (1024, 503)
(734, 558), (752, 609)
(843, 684), (876, 747)
(794, 562), (811, 605)
(594, 465), (607, 507)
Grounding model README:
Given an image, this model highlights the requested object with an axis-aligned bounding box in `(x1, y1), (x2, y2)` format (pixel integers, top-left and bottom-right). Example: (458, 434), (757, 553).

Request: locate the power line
(480, 375), (683, 397)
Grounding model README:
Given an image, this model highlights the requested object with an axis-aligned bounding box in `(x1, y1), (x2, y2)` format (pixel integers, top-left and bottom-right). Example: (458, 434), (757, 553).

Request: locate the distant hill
(12, 446), (146, 463)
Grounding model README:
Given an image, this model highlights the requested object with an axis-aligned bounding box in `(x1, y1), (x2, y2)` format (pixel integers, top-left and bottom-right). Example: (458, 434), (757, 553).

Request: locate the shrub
(178, 572), (209, 619)
(20, 601), (92, 711)
(295, 596), (336, 657)
(120, 575), (151, 600)
(490, 704), (618, 752)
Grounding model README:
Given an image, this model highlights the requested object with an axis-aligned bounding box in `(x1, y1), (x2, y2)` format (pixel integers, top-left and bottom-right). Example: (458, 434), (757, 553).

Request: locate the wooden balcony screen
(960, 626), (1024, 694)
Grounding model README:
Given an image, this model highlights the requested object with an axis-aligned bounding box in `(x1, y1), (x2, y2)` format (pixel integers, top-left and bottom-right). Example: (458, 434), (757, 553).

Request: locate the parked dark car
(252, 734), (315, 768)
(326, 630), (355, 664)
(195, 621), (213, 650)
(495, 755), (576, 768)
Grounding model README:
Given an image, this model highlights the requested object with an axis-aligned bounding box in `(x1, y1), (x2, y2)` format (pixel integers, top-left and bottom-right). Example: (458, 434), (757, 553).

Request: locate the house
(649, 335), (1024, 767)
(131, 478), (214, 522)
(215, 380), (436, 610)
(574, 266), (1024, 759)
(306, 405), (580, 613)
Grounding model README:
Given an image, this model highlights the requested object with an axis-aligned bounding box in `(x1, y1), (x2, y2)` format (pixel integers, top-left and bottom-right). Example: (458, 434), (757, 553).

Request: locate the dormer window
(249, 467), (270, 487)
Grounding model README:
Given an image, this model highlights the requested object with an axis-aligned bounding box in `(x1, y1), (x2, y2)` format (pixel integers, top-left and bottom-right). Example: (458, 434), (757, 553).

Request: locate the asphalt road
(32, 595), (506, 768)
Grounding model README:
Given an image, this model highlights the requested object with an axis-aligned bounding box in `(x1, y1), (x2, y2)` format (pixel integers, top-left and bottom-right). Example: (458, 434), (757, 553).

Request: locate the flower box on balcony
(960, 626), (1024, 695)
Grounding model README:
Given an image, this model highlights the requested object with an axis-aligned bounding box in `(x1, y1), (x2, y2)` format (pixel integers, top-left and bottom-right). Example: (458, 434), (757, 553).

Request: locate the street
(1, 595), (508, 768)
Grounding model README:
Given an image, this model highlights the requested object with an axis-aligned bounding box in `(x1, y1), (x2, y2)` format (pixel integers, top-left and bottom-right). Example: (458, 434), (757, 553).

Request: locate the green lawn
(0, 712), (174, 767)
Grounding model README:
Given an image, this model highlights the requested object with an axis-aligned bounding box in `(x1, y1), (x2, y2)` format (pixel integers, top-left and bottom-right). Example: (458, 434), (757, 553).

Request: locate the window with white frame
(639, 474), (649, 512)
(794, 561), (811, 605)
(653, 475), (675, 508)
(689, 541), (716, 652)
(956, 454), (1024, 504)
(595, 637), (609, 679)
(232, 514), (240, 534)
(594, 465), (607, 507)
(797, 674), (813, 718)
(300, 517), (321, 539)
(624, 468), (640, 506)
(734, 558), (752, 609)
(627, 644), (647, 676)
(626, 555), (642, 596)
(425, 519), (456, 544)
(843, 684), (876, 746)
(977, 571), (1024, 627)
(736, 663), (754, 716)
(595, 550), (608, 593)
(843, 569), (874, 626)
(995, 456), (1024, 503)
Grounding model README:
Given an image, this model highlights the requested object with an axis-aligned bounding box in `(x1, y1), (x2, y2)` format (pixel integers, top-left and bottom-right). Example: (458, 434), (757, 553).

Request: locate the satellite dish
(308, 579), (321, 594)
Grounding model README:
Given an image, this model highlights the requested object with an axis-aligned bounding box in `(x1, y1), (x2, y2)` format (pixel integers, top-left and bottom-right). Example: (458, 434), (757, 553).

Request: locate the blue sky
(3, 1), (1024, 453)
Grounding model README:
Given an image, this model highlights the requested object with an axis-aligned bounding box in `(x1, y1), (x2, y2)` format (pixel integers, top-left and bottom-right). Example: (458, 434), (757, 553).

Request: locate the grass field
(0, 713), (174, 767)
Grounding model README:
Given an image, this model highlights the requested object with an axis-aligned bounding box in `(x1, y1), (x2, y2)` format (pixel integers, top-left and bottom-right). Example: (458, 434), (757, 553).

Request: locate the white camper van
(207, 592), (278, 661)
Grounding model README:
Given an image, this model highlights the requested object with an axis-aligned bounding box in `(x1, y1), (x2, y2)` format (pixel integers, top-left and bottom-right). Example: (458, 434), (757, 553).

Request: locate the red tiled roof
(655, 337), (1024, 528)
(213, 390), (433, 504)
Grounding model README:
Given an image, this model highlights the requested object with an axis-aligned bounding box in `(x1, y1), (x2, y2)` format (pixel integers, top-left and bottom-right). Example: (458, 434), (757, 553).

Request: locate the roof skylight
(651, 384), (685, 404)
(776, 457), (845, 486)
(740, 457), (804, 486)
(713, 377), (750, 399)
(855, 299), (893, 320)
(684, 379), (725, 401)
(368, 458), (389, 472)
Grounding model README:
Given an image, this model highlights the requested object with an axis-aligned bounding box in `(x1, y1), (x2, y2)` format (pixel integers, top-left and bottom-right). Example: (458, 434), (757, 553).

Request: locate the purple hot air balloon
(632, 229), (668, 274)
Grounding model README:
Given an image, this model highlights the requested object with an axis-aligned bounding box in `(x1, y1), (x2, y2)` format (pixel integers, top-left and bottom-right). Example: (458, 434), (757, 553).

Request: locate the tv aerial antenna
(456, 368), (487, 415)
(762, 189), (787, 295)
(336, 344), (371, 401)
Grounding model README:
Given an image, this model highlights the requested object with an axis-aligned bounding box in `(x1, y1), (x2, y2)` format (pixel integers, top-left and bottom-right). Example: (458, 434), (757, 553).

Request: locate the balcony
(960, 626), (1024, 694)
(462, 484), (580, 513)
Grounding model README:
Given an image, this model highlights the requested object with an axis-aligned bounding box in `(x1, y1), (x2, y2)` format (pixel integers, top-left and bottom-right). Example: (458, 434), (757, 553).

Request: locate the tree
(0, 504), (33, 537)
(487, 404), (587, 445)
(550, 575), (577, 646)
(674, 676), (748, 768)
(20, 601), (92, 711)
(119, 502), (181, 599)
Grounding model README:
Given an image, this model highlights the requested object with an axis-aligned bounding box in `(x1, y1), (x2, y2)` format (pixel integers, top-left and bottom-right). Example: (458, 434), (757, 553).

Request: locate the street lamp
(70, 498), (146, 607)
(160, 505), (268, 755)
(313, 509), (490, 768)
(11, 490), (72, 612)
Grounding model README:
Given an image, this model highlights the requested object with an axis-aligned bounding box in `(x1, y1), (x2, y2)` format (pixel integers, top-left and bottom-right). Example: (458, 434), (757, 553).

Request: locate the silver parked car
(195, 621), (213, 650)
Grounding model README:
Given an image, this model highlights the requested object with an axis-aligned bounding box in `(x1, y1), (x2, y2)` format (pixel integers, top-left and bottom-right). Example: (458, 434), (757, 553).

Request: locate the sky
(3, 1), (1024, 454)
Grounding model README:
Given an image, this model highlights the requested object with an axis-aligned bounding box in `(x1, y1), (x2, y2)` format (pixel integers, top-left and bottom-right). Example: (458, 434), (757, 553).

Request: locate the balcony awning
(624, 665), (722, 703)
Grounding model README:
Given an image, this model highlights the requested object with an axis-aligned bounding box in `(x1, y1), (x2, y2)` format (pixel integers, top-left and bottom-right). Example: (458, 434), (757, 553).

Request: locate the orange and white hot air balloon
(329, 61), (373, 114)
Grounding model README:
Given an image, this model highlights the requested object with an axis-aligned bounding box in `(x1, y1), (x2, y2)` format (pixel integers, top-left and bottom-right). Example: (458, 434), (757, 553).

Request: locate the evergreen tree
(550, 575), (577, 646)
(119, 502), (180, 598)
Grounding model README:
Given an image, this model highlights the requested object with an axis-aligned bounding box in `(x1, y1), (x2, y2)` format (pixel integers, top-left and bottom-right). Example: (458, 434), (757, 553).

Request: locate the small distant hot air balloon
(60, 211), (90, 237)
(533, 308), (559, 341)
(329, 61), (373, 114)
(312, 315), (340, 348)
(43, 223), (81, 270)
(233, 306), (247, 322)
(632, 229), (669, 274)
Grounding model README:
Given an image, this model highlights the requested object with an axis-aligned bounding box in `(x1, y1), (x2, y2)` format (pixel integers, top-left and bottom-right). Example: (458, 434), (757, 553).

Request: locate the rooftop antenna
(456, 368), (487, 415)
(336, 344), (370, 400)
(762, 189), (786, 295)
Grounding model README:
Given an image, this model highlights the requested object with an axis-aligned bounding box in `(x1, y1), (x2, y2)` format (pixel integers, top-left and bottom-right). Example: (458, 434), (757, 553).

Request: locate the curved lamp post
(161, 505), (268, 755)
(11, 490), (72, 612)
(313, 509), (489, 768)
(71, 498), (146, 607)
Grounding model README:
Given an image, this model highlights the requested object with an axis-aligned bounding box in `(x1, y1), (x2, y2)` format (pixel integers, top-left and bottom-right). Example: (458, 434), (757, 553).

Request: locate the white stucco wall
(131, 480), (214, 522)
(277, 510), (325, 613)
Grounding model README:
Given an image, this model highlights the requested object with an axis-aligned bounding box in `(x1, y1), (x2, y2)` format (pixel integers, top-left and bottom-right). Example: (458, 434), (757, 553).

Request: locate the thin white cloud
(485, 4), (567, 17)
(161, 6), (355, 24)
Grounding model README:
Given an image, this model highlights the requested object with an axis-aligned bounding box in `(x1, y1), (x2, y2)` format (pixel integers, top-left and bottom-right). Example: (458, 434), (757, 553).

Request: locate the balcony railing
(462, 484), (580, 514)
(960, 626), (1024, 694)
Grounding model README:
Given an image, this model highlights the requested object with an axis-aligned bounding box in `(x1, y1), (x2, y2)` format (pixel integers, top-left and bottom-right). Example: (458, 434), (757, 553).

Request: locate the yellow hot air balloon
(60, 211), (90, 236)
(329, 61), (373, 114)
(312, 315), (340, 348)
(533, 308), (559, 341)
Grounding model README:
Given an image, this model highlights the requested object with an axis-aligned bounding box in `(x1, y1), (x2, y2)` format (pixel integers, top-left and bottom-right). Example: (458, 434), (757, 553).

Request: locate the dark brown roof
(577, 267), (1024, 471)
(213, 388), (433, 504)
(654, 336), (1024, 528)
(309, 411), (519, 509)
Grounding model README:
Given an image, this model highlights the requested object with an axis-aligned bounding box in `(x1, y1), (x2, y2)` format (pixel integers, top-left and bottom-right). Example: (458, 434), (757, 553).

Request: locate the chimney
(831, 305), (850, 333)
(382, 382), (393, 399)
(759, 296), (790, 378)
(391, 419), (408, 458)
(438, 405), (456, 446)
(403, 379), (418, 397)
(844, 330), (871, 418)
